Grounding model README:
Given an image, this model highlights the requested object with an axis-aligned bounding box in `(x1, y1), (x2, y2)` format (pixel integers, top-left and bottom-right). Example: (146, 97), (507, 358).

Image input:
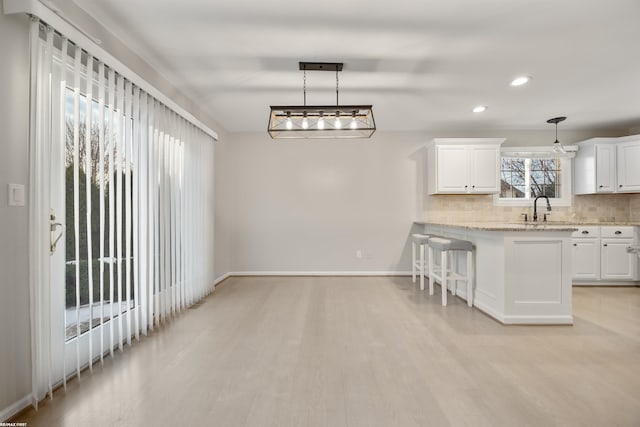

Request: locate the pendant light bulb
(334, 111), (342, 129)
(553, 140), (566, 154)
(285, 112), (292, 130)
(350, 111), (358, 129)
(317, 113), (325, 130)
(302, 113), (309, 129)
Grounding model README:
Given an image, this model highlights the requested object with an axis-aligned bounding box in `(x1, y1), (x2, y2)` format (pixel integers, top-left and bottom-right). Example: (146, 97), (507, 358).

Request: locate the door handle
(50, 210), (65, 255)
(50, 222), (64, 255)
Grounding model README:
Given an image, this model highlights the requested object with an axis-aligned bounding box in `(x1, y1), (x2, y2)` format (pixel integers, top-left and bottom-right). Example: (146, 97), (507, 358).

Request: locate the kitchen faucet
(533, 195), (552, 222)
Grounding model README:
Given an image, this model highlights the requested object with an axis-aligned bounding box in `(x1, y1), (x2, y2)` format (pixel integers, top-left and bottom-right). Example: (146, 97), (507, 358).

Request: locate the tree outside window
(500, 157), (561, 200)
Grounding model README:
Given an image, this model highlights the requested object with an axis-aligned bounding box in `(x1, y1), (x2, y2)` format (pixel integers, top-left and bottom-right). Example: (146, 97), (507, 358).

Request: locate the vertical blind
(29, 17), (215, 406)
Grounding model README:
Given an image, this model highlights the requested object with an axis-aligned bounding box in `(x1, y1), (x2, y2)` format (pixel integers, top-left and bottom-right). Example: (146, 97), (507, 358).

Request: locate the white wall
(0, 11), (32, 414)
(215, 131), (423, 274)
(214, 139), (234, 278)
(214, 128), (631, 277)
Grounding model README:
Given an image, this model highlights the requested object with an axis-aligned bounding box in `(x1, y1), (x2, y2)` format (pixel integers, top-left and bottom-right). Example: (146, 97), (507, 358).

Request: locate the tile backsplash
(424, 193), (640, 223)
(630, 195), (640, 222)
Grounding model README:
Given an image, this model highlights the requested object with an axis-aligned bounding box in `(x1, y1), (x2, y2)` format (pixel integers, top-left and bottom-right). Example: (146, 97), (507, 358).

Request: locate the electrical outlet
(356, 250), (362, 259)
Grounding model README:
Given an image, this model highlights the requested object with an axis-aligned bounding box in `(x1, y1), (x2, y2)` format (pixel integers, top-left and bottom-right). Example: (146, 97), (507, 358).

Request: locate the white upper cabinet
(427, 138), (504, 195)
(574, 135), (640, 194)
(595, 144), (616, 193)
(435, 145), (469, 193)
(616, 139), (640, 192)
(469, 145), (501, 193)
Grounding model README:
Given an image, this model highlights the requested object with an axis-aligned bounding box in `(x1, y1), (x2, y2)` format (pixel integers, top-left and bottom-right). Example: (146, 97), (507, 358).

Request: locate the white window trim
(493, 147), (573, 207)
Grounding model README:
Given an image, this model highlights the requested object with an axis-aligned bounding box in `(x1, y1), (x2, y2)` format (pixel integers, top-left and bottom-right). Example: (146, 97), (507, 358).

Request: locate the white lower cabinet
(572, 238), (600, 280)
(601, 239), (635, 280)
(572, 226), (638, 284)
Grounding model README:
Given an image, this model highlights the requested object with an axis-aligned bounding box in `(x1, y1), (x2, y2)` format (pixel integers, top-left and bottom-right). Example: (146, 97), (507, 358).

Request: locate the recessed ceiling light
(510, 76), (531, 87)
(473, 105), (487, 113)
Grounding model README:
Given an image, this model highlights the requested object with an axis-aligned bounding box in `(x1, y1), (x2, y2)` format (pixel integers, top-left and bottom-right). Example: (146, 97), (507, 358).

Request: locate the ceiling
(73, 0), (640, 134)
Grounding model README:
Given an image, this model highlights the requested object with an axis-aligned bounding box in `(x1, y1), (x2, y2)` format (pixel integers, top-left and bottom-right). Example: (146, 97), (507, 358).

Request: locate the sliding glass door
(48, 43), (139, 380)
(29, 18), (214, 402)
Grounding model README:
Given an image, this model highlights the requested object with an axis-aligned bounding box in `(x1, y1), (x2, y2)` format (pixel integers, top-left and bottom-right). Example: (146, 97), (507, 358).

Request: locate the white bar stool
(411, 234), (431, 290)
(427, 237), (474, 306)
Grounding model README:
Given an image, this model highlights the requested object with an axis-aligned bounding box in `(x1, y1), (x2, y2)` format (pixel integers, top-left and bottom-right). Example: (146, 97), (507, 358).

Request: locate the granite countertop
(561, 221), (640, 226)
(414, 221), (640, 232)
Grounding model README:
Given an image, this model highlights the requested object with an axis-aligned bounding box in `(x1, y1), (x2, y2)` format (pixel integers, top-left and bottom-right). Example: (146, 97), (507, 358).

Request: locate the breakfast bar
(415, 221), (577, 325)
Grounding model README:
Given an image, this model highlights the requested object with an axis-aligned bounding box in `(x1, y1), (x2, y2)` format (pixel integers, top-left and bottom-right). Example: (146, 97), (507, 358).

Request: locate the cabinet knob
(619, 184), (623, 188)
(615, 230), (622, 235)
(599, 185), (603, 188)
(573, 243), (577, 246)
(603, 244), (608, 247)
(581, 230), (589, 235)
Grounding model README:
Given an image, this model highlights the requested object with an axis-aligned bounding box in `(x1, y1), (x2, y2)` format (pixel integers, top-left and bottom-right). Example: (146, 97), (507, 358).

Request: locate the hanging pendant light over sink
(547, 116), (567, 153)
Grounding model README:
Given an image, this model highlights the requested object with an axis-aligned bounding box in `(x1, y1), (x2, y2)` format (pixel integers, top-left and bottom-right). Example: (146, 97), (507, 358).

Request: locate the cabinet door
(572, 239), (600, 280)
(469, 145), (500, 193)
(436, 146), (469, 193)
(617, 141), (640, 192)
(595, 144), (616, 193)
(601, 239), (636, 280)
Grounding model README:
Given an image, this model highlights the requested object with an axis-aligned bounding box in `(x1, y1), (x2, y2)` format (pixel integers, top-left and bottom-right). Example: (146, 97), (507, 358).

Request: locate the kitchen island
(415, 221), (577, 325)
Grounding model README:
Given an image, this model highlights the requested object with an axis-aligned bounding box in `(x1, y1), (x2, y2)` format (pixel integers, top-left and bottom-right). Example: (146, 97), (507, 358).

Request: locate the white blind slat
(72, 44), (82, 380)
(115, 74), (124, 352)
(153, 100), (160, 328)
(97, 61), (106, 365)
(84, 53), (94, 373)
(132, 86), (141, 340)
(42, 25), (55, 401)
(107, 67), (116, 358)
(58, 35), (69, 392)
(124, 79), (132, 347)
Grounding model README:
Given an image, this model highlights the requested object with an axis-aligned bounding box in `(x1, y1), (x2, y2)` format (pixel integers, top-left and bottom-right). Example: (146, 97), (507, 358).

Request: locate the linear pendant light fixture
(268, 62), (376, 139)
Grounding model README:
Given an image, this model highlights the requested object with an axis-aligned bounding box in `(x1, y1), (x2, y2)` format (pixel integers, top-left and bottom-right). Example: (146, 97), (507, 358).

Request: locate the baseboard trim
(1, 394), (32, 422)
(502, 314), (574, 325)
(227, 271), (412, 277)
(213, 272), (232, 288)
(472, 300), (505, 324)
(573, 281), (639, 287)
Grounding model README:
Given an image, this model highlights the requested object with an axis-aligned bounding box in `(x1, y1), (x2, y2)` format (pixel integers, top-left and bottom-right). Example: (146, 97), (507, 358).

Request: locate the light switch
(8, 184), (25, 207)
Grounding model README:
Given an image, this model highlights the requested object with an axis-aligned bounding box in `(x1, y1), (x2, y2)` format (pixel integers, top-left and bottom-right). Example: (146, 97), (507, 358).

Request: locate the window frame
(493, 147), (573, 207)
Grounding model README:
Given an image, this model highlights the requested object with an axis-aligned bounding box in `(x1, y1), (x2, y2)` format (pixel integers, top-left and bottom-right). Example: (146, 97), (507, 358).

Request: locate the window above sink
(494, 147), (573, 207)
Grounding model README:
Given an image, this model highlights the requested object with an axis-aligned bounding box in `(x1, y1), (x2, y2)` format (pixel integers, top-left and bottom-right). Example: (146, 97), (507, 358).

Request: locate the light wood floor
(14, 277), (640, 427)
